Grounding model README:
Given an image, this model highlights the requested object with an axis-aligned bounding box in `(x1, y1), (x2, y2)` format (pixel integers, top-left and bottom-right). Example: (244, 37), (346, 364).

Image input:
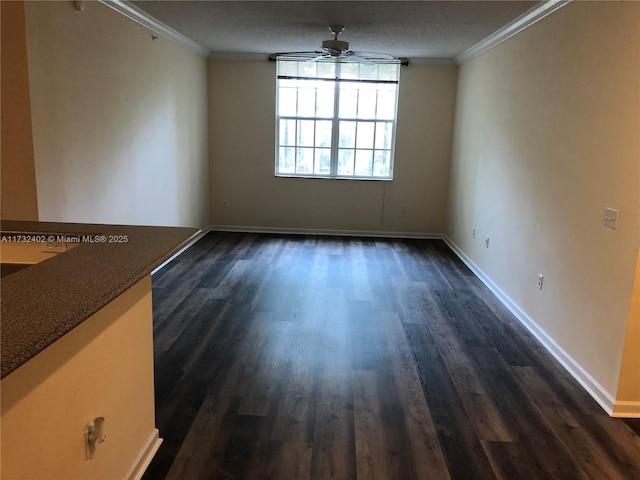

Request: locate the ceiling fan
(270, 25), (406, 65)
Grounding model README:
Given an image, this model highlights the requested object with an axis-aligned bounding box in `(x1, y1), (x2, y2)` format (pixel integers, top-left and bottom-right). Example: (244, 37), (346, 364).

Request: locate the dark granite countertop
(0, 220), (200, 379)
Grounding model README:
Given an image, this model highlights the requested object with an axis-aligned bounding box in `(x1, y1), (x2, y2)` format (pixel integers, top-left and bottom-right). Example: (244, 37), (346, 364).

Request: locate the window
(275, 59), (401, 180)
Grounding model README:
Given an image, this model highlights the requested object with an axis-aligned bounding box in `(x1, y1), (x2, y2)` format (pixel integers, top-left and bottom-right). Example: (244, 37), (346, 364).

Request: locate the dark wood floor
(143, 232), (640, 480)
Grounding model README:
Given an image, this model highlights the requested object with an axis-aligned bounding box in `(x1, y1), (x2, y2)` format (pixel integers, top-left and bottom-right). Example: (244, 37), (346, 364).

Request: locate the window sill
(275, 174), (393, 181)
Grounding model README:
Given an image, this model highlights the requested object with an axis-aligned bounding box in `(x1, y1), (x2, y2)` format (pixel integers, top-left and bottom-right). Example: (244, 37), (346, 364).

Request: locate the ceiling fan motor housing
(271, 24), (396, 63)
(322, 38), (349, 53)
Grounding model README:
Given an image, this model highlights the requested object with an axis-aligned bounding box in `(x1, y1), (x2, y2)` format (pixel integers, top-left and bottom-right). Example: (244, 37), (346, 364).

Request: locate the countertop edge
(1, 221), (200, 379)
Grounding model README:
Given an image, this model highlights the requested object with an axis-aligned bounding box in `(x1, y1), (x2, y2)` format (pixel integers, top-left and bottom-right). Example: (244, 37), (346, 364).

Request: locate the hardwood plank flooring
(143, 232), (640, 480)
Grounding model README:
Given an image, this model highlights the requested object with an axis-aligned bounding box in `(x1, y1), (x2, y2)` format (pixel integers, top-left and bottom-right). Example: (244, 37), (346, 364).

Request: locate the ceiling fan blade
(344, 53), (375, 65)
(309, 54), (331, 62)
(352, 51), (397, 61)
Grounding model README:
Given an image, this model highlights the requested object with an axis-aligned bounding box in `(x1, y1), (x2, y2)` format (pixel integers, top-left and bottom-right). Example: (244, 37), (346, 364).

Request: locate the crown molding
(99, 1), (570, 67)
(98, 0), (210, 58)
(456, 0), (571, 65)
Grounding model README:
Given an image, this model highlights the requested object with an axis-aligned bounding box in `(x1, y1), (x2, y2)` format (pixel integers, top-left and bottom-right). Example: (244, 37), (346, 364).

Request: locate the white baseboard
(124, 429), (163, 480)
(152, 229), (209, 275)
(205, 224), (444, 240)
(443, 237), (624, 417)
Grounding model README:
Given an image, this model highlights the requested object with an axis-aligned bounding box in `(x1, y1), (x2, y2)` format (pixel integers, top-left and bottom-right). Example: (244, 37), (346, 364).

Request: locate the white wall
(448, 1), (640, 405)
(208, 60), (457, 234)
(25, 1), (209, 228)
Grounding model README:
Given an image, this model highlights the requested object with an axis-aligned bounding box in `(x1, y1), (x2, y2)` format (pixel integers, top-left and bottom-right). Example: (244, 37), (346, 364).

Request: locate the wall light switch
(603, 207), (619, 230)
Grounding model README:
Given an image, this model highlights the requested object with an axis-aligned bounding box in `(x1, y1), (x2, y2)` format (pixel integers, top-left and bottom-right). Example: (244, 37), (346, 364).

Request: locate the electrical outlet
(603, 207), (618, 229)
(538, 274), (544, 290)
(485, 237), (490, 248)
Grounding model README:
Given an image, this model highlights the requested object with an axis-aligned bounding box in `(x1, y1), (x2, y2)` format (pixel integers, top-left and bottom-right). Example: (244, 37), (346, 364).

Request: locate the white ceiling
(130, 1), (540, 61)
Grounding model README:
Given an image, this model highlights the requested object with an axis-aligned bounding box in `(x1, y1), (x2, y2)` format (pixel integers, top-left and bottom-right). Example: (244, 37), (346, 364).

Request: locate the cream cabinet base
(1, 276), (160, 479)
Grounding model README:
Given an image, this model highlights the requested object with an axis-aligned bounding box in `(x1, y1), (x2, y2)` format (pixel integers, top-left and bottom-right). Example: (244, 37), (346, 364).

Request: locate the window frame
(275, 59), (401, 181)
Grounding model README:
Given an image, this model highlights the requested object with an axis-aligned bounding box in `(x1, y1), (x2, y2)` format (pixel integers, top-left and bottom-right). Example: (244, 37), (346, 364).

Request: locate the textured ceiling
(131, 1), (540, 60)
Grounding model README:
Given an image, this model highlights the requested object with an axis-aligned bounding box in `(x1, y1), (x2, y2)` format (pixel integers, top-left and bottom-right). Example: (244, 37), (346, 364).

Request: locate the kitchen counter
(0, 220), (200, 379)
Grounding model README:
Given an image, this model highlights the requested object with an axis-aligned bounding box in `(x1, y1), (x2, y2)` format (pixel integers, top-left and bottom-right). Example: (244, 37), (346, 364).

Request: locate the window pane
(279, 119), (296, 146)
(279, 79), (297, 89)
(375, 122), (392, 149)
(315, 121), (332, 147)
(299, 62), (317, 78)
(355, 150), (373, 176)
(376, 89), (396, 120)
(356, 122), (375, 149)
(339, 121), (356, 148)
(377, 63), (399, 81)
(297, 120), (315, 147)
(316, 62), (336, 79)
(298, 88), (316, 117)
(357, 89), (377, 119)
(339, 84), (358, 118)
(279, 88), (296, 116)
(316, 87), (335, 117)
(279, 147), (295, 174)
(359, 64), (378, 81)
(296, 148), (313, 174)
(373, 151), (390, 177)
(315, 148), (331, 175)
(339, 63), (359, 80)
(338, 149), (354, 176)
(278, 61), (298, 77)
